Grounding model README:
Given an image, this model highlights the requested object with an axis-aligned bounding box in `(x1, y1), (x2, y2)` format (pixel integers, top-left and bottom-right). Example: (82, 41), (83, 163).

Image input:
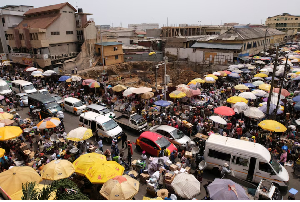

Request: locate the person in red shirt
(236, 125), (242, 139)
(226, 122), (232, 135)
(127, 140), (133, 167)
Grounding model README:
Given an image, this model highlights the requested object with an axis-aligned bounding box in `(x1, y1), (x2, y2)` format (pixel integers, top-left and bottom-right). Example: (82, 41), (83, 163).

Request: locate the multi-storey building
(266, 13), (300, 32)
(128, 23), (159, 31)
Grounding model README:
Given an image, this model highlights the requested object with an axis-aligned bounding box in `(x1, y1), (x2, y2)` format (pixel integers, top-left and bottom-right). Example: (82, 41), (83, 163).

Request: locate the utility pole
(266, 45), (279, 116)
(163, 56), (168, 100)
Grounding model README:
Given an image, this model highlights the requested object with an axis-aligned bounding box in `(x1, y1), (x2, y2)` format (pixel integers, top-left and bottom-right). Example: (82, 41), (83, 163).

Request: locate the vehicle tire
(136, 144), (141, 152)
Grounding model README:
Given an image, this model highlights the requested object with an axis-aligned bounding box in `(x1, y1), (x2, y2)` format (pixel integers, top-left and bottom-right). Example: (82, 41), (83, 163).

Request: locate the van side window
(79, 117), (83, 123)
(65, 101), (72, 106)
(84, 119), (89, 125)
(232, 156), (248, 166)
(259, 162), (272, 173)
(208, 149), (231, 161)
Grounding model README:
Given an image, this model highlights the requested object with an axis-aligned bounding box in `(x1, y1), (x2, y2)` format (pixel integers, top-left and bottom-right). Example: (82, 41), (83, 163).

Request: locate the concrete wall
(146, 29), (161, 38)
(117, 37), (130, 45)
(46, 5), (77, 44)
(124, 52), (163, 62)
(84, 22), (97, 40)
(49, 42), (77, 55)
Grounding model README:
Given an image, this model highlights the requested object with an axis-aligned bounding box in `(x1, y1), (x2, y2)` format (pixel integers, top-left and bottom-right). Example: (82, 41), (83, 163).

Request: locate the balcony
(31, 40), (49, 48)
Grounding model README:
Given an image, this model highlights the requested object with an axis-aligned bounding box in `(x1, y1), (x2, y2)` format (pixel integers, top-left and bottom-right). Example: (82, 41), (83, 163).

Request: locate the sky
(2, 0), (300, 27)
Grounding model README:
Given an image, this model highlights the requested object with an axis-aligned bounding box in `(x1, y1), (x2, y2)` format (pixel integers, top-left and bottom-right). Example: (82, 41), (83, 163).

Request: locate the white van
(204, 134), (289, 187)
(0, 79), (11, 95)
(63, 97), (86, 115)
(79, 111), (123, 142)
(11, 80), (37, 94)
(86, 104), (115, 118)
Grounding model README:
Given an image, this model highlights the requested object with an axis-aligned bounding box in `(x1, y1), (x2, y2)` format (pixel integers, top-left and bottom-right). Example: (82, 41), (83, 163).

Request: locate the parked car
(16, 93), (28, 106)
(50, 94), (64, 107)
(86, 104), (115, 118)
(136, 131), (177, 157)
(149, 125), (192, 149)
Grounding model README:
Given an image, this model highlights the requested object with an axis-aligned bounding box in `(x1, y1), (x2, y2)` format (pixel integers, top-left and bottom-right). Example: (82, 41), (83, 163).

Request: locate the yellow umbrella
(254, 73), (268, 78)
(0, 126), (22, 141)
(85, 161), (124, 184)
(192, 78), (205, 83)
(67, 127), (93, 142)
(100, 175), (139, 200)
(206, 74), (218, 80)
(112, 84), (127, 92)
(259, 84), (271, 91)
(0, 148), (5, 158)
(217, 71), (227, 77)
(10, 184), (56, 200)
(169, 90), (186, 99)
(41, 159), (75, 180)
(66, 78), (72, 82)
(234, 84), (249, 90)
(296, 71), (300, 75)
(0, 166), (42, 196)
(141, 92), (154, 99)
(258, 120), (287, 132)
(0, 112), (13, 120)
(73, 153), (106, 176)
(143, 197), (164, 200)
(33, 74), (43, 78)
(187, 80), (197, 85)
(227, 96), (248, 104)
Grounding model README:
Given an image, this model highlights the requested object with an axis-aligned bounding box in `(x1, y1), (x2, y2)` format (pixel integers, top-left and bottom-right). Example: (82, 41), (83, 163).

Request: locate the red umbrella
(214, 106), (235, 116)
(82, 79), (96, 86)
(272, 88), (290, 97)
(223, 70), (232, 75)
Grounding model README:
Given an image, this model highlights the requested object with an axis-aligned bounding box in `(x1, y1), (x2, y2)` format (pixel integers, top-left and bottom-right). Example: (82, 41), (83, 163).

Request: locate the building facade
(128, 23), (159, 31)
(95, 42), (124, 66)
(266, 13), (300, 32)
(0, 5), (33, 55)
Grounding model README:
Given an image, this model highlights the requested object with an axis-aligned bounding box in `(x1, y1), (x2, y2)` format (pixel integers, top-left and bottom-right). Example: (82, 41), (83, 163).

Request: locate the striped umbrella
(89, 82), (100, 88)
(36, 117), (61, 129)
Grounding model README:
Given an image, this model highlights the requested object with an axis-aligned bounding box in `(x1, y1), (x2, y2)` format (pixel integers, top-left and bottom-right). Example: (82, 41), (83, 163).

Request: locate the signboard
(11, 53), (31, 58)
(0, 53), (7, 61)
(22, 58), (33, 66)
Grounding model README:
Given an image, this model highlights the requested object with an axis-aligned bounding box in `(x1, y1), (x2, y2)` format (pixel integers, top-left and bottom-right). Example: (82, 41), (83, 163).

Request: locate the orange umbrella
(36, 117), (61, 129)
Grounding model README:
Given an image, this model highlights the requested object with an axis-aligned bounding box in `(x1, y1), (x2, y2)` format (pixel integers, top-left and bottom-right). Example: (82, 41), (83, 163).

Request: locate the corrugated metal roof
(95, 42), (122, 46)
(24, 3), (76, 15)
(191, 43), (242, 50)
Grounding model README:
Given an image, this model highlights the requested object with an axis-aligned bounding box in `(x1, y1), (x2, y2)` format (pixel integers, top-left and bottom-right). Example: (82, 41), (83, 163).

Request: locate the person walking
(127, 140), (133, 167)
(121, 132), (127, 149)
(98, 138), (103, 152)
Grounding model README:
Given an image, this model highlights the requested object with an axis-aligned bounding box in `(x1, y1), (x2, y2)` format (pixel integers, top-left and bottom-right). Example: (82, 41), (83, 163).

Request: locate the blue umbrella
(293, 95), (300, 102)
(58, 76), (70, 82)
(244, 83), (256, 88)
(154, 100), (170, 107)
(294, 102), (300, 111)
(265, 77), (279, 80)
(259, 104), (283, 114)
(241, 69), (250, 73)
(282, 145), (288, 151)
(228, 73), (240, 78)
(293, 76), (300, 81)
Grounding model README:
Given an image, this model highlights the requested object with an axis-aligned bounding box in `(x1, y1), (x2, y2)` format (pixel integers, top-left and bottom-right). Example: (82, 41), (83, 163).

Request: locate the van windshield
(270, 160), (282, 173)
(102, 119), (118, 131)
(0, 85), (10, 91)
(74, 101), (83, 107)
(45, 102), (62, 111)
(23, 84), (35, 91)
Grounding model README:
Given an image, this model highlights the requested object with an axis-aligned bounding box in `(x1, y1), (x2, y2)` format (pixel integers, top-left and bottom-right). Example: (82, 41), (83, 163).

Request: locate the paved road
(16, 106), (300, 200)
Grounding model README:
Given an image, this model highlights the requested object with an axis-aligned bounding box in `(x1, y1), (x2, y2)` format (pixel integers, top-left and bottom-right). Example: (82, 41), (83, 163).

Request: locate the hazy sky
(2, 0), (300, 27)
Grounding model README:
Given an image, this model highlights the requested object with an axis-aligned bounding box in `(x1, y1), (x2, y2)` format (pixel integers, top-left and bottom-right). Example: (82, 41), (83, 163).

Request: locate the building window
(66, 31), (73, 35)
(51, 32), (60, 35)
(115, 55), (119, 60)
(69, 11), (73, 13)
(63, 11), (67, 13)
(114, 47), (118, 51)
(296, 18), (299, 20)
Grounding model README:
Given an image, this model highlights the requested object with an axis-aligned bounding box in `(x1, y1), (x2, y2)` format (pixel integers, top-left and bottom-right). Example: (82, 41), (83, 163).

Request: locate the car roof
(95, 115), (112, 123)
(87, 104), (106, 110)
(0, 79), (8, 86)
(153, 125), (176, 133)
(140, 131), (163, 142)
(80, 111), (101, 120)
(64, 97), (80, 102)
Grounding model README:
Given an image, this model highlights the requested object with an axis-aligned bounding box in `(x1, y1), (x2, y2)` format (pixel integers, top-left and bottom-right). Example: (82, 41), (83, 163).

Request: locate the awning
(191, 43), (243, 50)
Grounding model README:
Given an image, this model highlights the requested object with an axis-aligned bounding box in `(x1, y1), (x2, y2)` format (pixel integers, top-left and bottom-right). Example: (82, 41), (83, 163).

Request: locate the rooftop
(24, 2), (76, 15)
(191, 43), (243, 50)
(16, 13), (61, 29)
(95, 42), (122, 46)
(0, 5), (33, 9)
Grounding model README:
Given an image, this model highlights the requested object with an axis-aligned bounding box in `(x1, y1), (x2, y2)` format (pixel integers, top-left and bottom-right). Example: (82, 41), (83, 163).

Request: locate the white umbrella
(252, 81), (264, 86)
(70, 75), (82, 81)
(67, 127), (93, 142)
(252, 77), (264, 80)
(42, 70), (56, 76)
(209, 116), (227, 125)
(251, 90), (269, 97)
(295, 119), (300, 125)
(171, 173), (201, 199)
(205, 77), (215, 83)
(123, 87), (137, 97)
(248, 66), (256, 70)
(213, 72), (221, 76)
(239, 92), (257, 100)
(255, 61), (265, 64)
(232, 69), (242, 73)
(26, 67), (37, 72)
(244, 107), (265, 119)
(232, 102), (249, 114)
(132, 87), (152, 94)
(31, 71), (42, 76)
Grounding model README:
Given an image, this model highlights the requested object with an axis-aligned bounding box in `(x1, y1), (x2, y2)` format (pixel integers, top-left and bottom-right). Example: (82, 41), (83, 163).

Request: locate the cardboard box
(170, 164), (178, 171)
(164, 173), (175, 184)
(176, 162), (182, 170)
(132, 160), (137, 169)
(185, 166), (191, 174)
(185, 151), (192, 159)
(140, 173), (150, 183)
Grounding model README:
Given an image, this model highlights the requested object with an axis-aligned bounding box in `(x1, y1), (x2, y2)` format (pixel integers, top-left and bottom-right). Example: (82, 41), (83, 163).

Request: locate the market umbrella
(123, 87), (137, 97)
(204, 77), (216, 83)
(41, 159), (75, 180)
(258, 103), (282, 115)
(132, 87), (152, 94)
(238, 92), (256, 100)
(243, 83), (255, 88)
(85, 161), (124, 184)
(169, 90), (186, 99)
(112, 84), (127, 92)
(259, 84), (271, 91)
(207, 178), (249, 200)
(293, 76), (300, 81)
(228, 73), (240, 78)
(186, 89), (201, 97)
(272, 88), (290, 97)
(265, 77), (279, 81)
(69, 75), (82, 82)
(67, 127), (93, 142)
(252, 81), (265, 86)
(209, 116), (227, 125)
(25, 67), (37, 72)
(223, 70), (232, 74)
(248, 66), (256, 70)
(100, 175), (139, 200)
(171, 173), (201, 199)
(36, 117), (61, 129)
(262, 96), (283, 105)
(141, 92), (154, 99)
(251, 89), (269, 97)
(82, 79), (96, 86)
(252, 77), (264, 80)
(234, 84), (249, 90)
(214, 106), (235, 116)
(244, 107), (265, 119)
(258, 120), (287, 132)
(31, 71), (42, 76)
(0, 112), (13, 120)
(0, 126), (22, 141)
(154, 100), (170, 107)
(217, 71), (227, 76)
(254, 73), (268, 78)
(58, 76), (70, 82)
(0, 166), (42, 196)
(88, 81), (100, 88)
(227, 96), (248, 104)
(294, 102), (300, 111)
(0, 119), (14, 126)
(206, 74), (218, 80)
(73, 153), (106, 176)
(293, 95), (300, 102)
(42, 70), (56, 76)
(232, 102), (249, 114)
(188, 80), (197, 85)
(0, 148), (5, 157)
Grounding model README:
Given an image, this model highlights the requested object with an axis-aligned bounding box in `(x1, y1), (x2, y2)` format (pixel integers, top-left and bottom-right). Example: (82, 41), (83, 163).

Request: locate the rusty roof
(16, 13), (61, 29)
(24, 2), (76, 15)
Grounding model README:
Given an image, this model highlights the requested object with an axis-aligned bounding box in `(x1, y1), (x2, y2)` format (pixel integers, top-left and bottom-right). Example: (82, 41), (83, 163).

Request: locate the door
(91, 121), (96, 132)
(97, 123), (105, 137)
(230, 155), (249, 180)
(83, 118), (89, 128)
(247, 157), (256, 181)
(254, 161), (275, 183)
(64, 101), (72, 112)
